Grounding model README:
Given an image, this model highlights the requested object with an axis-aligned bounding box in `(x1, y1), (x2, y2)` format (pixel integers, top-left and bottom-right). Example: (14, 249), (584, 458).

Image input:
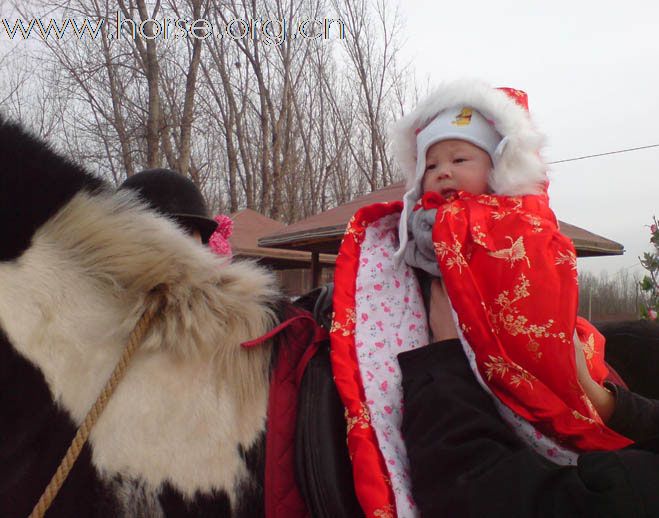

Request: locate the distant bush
(639, 216), (658, 321)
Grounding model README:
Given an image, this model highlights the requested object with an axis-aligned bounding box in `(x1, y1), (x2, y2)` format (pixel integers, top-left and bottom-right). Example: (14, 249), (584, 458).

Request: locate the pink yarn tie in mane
(209, 214), (233, 257)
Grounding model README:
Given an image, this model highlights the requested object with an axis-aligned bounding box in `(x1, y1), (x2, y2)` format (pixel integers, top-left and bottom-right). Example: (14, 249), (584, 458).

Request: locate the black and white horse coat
(0, 115), (279, 517)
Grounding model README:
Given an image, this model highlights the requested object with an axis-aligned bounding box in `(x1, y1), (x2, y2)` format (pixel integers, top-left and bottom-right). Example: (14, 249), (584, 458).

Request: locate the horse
(0, 114), (281, 517)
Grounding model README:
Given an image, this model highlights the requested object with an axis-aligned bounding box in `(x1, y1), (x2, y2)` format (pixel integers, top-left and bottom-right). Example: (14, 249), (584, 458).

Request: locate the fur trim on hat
(391, 79), (547, 195)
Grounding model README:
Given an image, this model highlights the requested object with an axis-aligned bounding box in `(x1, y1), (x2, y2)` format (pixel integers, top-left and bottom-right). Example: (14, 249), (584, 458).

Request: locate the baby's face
(422, 139), (492, 197)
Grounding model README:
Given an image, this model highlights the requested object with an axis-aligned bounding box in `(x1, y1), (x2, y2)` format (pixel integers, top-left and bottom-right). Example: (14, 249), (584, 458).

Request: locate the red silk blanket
(419, 190), (632, 451)
(331, 192), (632, 517)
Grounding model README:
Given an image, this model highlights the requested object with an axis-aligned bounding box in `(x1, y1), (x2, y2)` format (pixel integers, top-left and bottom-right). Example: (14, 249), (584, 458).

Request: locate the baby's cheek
(421, 173), (434, 193)
(421, 177), (427, 192)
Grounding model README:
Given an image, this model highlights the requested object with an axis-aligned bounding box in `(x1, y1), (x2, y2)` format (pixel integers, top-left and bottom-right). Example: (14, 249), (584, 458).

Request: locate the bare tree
(578, 269), (641, 321)
(3, 0), (413, 223)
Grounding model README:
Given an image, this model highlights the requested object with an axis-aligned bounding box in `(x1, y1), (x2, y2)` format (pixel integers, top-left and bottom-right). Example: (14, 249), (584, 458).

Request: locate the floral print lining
(355, 213), (427, 518)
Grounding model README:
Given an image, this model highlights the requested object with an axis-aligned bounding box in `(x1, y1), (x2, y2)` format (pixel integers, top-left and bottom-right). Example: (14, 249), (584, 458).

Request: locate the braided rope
(28, 302), (160, 518)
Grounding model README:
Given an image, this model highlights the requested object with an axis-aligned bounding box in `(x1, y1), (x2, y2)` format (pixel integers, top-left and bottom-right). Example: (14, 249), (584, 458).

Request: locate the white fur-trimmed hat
(392, 79), (548, 266)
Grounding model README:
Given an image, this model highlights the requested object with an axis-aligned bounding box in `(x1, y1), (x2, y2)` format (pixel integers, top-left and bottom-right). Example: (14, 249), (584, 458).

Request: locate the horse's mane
(38, 187), (280, 409)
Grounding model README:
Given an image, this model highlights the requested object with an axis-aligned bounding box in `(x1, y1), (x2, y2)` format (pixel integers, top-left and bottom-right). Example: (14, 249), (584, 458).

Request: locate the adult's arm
(399, 340), (659, 517)
(573, 331), (659, 441)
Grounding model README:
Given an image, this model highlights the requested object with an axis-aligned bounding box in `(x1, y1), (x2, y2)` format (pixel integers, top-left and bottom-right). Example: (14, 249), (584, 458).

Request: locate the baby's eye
(425, 164), (436, 171)
(453, 158), (467, 164)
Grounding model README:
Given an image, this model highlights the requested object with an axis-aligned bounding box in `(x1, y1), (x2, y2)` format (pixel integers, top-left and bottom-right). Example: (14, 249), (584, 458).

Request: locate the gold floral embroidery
(581, 333), (595, 362)
(523, 213), (544, 233)
(489, 274), (571, 358)
(526, 339), (541, 358)
(488, 236), (531, 268)
(477, 196), (500, 207)
(581, 394), (599, 419)
(572, 410), (596, 424)
(491, 210), (510, 221)
(490, 198), (542, 228)
(490, 198), (523, 220)
(373, 505), (395, 518)
(485, 355), (510, 381)
(330, 308), (356, 337)
(434, 234), (468, 273)
(555, 250), (577, 270)
(484, 355), (537, 389)
(345, 215), (365, 242)
(345, 402), (371, 433)
(472, 224), (487, 247)
(511, 370), (536, 389)
(439, 203), (464, 223)
(484, 356), (511, 379)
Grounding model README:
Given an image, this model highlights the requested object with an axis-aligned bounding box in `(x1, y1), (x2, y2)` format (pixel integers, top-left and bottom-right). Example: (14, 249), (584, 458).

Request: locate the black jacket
(398, 339), (659, 517)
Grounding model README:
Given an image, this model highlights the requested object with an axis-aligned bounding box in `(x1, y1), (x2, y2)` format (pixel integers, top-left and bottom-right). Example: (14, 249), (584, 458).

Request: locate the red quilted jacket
(242, 304), (327, 518)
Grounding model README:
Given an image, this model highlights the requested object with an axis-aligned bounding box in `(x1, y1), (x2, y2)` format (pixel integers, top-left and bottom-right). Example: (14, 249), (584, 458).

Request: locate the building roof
(259, 182), (624, 257)
(229, 208), (335, 268)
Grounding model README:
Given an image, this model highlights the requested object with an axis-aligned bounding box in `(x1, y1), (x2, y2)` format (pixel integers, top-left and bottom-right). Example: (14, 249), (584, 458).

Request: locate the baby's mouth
(440, 188), (457, 200)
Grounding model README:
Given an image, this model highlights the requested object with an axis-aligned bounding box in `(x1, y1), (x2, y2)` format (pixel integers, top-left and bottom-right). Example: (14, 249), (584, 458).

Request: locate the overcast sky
(398, 0), (659, 278)
(0, 1), (656, 277)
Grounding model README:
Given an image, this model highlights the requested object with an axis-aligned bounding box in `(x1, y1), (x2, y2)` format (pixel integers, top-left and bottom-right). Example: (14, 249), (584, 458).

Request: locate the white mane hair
(390, 78), (548, 195)
(0, 187), (279, 500)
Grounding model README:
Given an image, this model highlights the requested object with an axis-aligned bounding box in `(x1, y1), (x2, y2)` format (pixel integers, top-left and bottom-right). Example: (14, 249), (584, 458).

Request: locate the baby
(400, 106), (503, 278)
(385, 85), (659, 518)
(406, 123), (618, 421)
(330, 81), (642, 516)
(391, 82), (629, 454)
(404, 104), (639, 433)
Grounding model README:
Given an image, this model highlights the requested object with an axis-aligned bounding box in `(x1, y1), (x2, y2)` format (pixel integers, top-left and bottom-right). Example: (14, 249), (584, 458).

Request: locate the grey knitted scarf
(403, 207), (441, 278)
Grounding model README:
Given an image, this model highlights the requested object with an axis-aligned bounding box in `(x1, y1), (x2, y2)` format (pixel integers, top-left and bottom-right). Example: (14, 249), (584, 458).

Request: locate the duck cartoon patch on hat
(452, 107), (473, 126)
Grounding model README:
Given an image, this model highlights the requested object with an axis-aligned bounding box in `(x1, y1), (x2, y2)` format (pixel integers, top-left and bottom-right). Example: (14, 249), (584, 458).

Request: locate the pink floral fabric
(354, 213), (428, 518)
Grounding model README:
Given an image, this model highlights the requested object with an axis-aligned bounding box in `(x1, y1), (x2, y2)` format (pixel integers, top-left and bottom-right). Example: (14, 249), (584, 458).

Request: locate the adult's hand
(573, 332), (615, 422)
(428, 279), (459, 342)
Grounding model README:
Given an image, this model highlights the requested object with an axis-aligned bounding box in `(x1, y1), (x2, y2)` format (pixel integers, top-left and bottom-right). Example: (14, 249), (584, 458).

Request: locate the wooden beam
(311, 251), (321, 288)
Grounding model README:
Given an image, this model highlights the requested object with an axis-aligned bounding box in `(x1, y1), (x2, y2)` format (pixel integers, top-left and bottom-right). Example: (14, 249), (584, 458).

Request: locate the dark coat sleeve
(398, 340), (659, 518)
(606, 383), (659, 442)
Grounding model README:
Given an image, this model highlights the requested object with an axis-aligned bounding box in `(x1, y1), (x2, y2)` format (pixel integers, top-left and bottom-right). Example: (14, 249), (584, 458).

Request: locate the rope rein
(28, 301), (161, 518)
